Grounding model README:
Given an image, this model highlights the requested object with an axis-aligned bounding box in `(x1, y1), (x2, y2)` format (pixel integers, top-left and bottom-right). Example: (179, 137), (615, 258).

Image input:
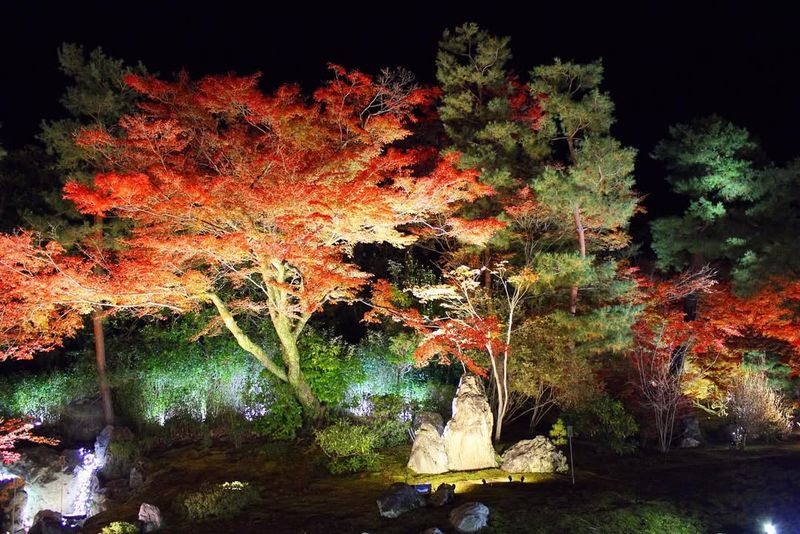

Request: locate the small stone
(129, 465), (144, 489)
(449, 502), (490, 533)
(421, 529), (445, 534)
(680, 437), (701, 448)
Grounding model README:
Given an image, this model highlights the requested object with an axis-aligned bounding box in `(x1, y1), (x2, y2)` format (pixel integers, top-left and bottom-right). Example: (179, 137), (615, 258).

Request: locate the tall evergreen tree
(35, 44), (148, 425)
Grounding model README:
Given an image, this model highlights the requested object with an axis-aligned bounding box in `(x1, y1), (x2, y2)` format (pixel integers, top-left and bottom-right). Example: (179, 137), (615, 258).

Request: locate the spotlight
(764, 521), (777, 534)
(508, 475), (512, 482)
(521, 476), (525, 483)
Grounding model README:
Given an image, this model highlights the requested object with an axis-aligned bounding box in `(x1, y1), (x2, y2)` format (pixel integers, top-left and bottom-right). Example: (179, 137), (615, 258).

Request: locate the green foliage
(176, 481), (259, 521)
(250, 376), (303, 441)
(299, 329), (364, 405)
(741, 351), (796, 396)
(314, 420), (382, 474)
(363, 394), (413, 447)
(549, 418), (568, 446)
(0, 356), (96, 422)
(650, 116), (759, 272)
(109, 313), (265, 430)
(566, 395), (638, 455)
(100, 522), (139, 534)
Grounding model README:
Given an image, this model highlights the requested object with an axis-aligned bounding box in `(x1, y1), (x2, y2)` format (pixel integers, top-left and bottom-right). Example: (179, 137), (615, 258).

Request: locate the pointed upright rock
(443, 375), (497, 470)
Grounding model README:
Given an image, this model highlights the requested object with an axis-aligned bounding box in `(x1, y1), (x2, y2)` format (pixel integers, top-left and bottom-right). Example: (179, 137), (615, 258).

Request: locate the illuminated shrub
(176, 481), (259, 521)
(314, 420), (381, 474)
(100, 522), (139, 534)
(250, 376), (303, 441)
(726, 370), (794, 447)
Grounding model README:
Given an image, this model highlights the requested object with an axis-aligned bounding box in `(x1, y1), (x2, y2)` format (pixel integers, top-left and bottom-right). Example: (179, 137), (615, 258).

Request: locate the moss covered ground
(82, 438), (800, 533)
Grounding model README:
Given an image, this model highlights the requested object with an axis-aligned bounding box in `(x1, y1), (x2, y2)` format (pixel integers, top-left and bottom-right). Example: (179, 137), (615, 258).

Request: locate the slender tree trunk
(570, 204), (586, 315)
(92, 310), (114, 426)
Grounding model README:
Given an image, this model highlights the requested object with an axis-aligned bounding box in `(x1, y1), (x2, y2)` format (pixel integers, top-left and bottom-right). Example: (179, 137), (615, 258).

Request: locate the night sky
(1, 2), (798, 219)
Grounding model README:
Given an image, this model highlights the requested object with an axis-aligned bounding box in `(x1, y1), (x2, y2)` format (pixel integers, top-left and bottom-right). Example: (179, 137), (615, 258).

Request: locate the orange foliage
(1, 418), (58, 464)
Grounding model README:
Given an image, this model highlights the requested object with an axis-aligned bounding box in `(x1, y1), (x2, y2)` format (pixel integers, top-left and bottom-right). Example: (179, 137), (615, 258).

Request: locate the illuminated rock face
(449, 502), (490, 533)
(443, 376), (497, 471)
(407, 423), (448, 474)
(500, 436), (568, 473)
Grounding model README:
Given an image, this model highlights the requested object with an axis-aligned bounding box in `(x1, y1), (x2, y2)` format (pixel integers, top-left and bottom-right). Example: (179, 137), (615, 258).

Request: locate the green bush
(300, 329), (365, 405)
(363, 394), (413, 447)
(250, 376), (303, 441)
(566, 396), (638, 455)
(176, 481), (259, 521)
(315, 420), (381, 474)
(100, 522), (139, 534)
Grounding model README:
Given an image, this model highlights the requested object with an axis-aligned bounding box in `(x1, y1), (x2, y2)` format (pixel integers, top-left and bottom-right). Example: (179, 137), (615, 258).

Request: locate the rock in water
(427, 483), (455, 507)
(500, 436), (568, 473)
(449, 502), (490, 533)
(407, 423), (448, 474)
(443, 375), (497, 471)
(376, 483), (426, 518)
(412, 412), (445, 435)
(139, 502), (163, 532)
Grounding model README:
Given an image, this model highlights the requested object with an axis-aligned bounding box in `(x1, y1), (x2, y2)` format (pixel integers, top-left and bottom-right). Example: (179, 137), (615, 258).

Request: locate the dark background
(1, 1), (797, 217)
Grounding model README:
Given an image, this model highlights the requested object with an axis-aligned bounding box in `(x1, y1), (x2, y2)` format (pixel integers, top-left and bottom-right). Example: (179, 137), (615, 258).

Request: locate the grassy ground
(82, 438), (800, 533)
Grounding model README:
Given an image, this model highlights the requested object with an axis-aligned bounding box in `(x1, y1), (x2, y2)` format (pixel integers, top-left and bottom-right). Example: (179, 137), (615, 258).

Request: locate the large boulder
(138, 502), (163, 532)
(681, 416), (703, 443)
(95, 426), (136, 482)
(407, 423), (448, 474)
(449, 502), (490, 533)
(376, 483), (426, 518)
(0, 476), (26, 534)
(500, 436), (568, 474)
(443, 376), (497, 471)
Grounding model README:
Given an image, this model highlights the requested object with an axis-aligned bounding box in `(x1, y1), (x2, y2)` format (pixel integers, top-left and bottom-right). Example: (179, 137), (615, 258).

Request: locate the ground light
(764, 521), (777, 534)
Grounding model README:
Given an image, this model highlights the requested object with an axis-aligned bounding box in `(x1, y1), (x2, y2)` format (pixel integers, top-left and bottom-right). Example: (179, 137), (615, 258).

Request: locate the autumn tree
(62, 66), (498, 419)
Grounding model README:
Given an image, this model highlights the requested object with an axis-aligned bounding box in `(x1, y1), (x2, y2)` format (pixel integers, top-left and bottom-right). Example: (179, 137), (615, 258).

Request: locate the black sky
(1, 1), (798, 218)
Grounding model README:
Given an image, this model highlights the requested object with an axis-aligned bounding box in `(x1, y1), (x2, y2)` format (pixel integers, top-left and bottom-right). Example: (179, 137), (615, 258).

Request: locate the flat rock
(500, 436), (568, 474)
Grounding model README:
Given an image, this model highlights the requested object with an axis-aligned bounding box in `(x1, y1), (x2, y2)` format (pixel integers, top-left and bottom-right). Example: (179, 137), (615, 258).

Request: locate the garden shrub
(364, 394), (413, 447)
(176, 481), (259, 521)
(100, 522), (139, 534)
(250, 375), (303, 441)
(726, 370), (793, 447)
(565, 395), (638, 455)
(314, 420), (381, 474)
(299, 329), (365, 405)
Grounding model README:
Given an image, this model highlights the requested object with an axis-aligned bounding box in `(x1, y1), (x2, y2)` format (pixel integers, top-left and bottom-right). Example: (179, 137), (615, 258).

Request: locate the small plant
(566, 395), (638, 455)
(314, 420), (381, 474)
(100, 522), (139, 534)
(549, 418), (568, 446)
(176, 481), (259, 521)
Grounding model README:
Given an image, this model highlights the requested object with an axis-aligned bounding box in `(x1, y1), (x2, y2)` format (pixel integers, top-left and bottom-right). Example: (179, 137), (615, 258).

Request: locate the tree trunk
(570, 204), (587, 315)
(272, 316), (324, 421)
(92, 310), (114, 426)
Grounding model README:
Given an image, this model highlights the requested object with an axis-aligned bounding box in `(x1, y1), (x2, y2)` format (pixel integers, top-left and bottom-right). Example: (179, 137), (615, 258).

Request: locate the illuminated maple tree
(57, 66), (499, 417)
